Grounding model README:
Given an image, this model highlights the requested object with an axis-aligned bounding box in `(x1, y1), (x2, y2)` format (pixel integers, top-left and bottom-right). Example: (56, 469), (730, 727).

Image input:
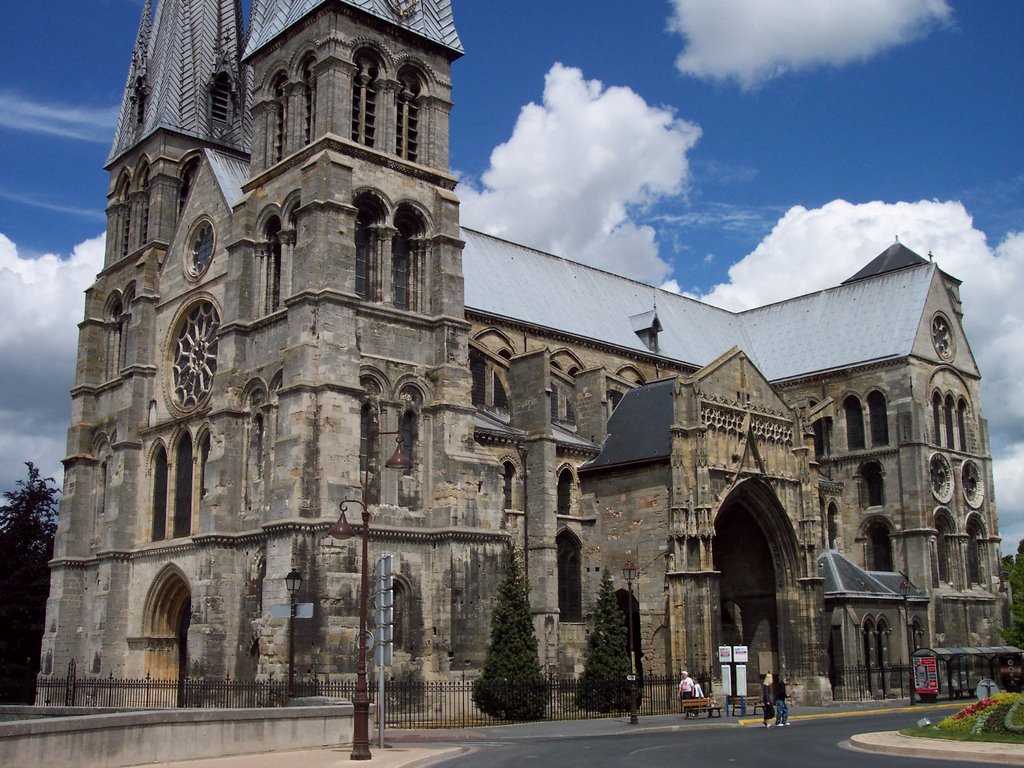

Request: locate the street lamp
(622, 559), (638, 725)
(329, 420), (411, 761)
(285, 569), (303, 700)
(900, 579), (915, 706)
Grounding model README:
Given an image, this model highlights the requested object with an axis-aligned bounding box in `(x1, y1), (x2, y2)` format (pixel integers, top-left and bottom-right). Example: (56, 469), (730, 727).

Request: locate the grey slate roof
(245, 0), (463, 59)
(817, 550), (927, 601)
(579, 378), (676, 472)
(109, 0), (250, 163)
(461, 228), (937, 383)
(842, 241), (929, 284)
(206, 149), (251, 207)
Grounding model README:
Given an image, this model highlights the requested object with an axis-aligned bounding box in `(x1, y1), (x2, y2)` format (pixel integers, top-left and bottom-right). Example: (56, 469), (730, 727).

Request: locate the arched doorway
(713, 479), (798, 684)
(142, 566), (192, 683)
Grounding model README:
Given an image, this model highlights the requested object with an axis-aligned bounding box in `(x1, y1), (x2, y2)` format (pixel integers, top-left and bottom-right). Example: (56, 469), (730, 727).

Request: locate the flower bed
(936, 693), (1024, 736)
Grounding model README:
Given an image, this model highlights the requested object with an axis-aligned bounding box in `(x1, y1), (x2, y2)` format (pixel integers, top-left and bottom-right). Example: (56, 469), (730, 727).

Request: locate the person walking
(761, 671), (775, 727)
(678, 670), (697, 716)
(774, 676), (790, 726)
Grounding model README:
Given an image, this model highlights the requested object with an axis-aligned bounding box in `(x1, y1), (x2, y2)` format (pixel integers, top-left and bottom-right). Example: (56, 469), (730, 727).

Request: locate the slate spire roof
(842, 240), (930, 284)
(245, 0), (463, 59)
(109, 0), (251, 164)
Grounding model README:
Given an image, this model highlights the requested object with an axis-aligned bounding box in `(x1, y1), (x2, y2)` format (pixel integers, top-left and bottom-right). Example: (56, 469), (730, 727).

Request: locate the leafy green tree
(1001, 539), (1024, 648)
(576, 569), (631, 711)
(0, 463), (59, 680)
(472, 545), (545, 720)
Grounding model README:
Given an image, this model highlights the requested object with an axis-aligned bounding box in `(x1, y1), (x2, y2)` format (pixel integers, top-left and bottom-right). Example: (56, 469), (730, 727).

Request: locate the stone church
(42, 0), (1006, 703)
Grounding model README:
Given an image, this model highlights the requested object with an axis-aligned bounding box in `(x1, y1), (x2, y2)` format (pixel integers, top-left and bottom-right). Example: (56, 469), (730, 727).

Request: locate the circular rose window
(929, 453), (954, 504)
(172, 301), (220, 409)
(931, 314), (955, 361)
(961, 459), (984, 508)
(188, 220), (215, 278)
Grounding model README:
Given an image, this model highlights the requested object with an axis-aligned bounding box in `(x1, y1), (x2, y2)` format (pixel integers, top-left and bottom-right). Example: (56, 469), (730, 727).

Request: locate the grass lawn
(901, 726), (1024, 745)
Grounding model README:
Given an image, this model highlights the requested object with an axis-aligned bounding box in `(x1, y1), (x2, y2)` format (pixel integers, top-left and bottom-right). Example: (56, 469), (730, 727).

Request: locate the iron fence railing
(9, 664), (973, 727)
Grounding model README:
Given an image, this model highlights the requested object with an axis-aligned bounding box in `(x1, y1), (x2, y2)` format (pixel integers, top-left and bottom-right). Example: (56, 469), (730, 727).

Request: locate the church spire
(108, 0), (250, 164)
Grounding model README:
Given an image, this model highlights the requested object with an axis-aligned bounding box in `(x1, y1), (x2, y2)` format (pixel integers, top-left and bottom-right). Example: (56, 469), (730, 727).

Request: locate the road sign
(269, 602), (314, 619)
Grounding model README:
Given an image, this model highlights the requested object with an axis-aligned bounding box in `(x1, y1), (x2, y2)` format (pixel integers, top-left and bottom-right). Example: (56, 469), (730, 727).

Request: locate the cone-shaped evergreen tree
(576, 569), (631, 711)
(472, 545), (546, 720)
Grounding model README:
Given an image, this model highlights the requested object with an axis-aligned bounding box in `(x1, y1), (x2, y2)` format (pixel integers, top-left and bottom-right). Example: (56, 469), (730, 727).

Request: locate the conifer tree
(472, 545), (546, 720)
(0, 463), (59, 684)
(576, 569), (631, 711)
(1001, 540), (1024, 648)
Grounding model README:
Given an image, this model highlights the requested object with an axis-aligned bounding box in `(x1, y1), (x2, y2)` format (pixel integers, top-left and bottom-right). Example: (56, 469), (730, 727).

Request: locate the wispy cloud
(657, 202), (784, 236)
(0, 188), (106, 220)
(0, 92), (118, 143)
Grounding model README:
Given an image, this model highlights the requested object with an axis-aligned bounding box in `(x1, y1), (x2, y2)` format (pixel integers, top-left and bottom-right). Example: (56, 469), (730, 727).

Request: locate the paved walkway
(122, 701), (1024, 768)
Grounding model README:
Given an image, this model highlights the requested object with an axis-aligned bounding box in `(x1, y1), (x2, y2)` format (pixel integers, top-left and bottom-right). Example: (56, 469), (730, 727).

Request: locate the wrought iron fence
(830, 664), (911, 702)
(1, 668), (712, 729)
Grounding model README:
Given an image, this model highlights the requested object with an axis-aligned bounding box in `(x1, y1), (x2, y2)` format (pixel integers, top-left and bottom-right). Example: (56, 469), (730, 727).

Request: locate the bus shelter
(912, 646), (1023, 701)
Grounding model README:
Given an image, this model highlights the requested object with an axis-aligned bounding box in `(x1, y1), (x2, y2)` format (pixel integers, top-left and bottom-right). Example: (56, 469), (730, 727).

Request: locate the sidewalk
(122, 701), (1024, 768)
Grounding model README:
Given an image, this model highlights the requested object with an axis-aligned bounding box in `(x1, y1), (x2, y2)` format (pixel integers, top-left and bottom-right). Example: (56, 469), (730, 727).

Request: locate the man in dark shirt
(774, 677), (790, 725)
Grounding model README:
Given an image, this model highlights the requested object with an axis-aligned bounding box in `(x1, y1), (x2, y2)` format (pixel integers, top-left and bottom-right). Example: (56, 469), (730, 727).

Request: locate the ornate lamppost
(285, 569), (303, 700)
(622, 559), (638, 725)
(329, 420), (411, 761)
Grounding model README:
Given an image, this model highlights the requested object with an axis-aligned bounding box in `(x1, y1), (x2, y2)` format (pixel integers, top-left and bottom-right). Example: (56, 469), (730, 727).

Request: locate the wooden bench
(728, 699), (763, 716)
(681, 697), (723, 718)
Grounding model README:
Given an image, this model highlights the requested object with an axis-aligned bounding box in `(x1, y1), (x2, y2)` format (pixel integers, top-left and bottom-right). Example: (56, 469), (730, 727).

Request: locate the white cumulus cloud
(667, 0), (952, 88)
(458, 63), (702, 285)
(697, 199), (1024, 550)
(0, 232), (104, 492)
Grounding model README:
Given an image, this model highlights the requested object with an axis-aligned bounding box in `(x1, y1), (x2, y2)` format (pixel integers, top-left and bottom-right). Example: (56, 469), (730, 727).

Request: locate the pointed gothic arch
(713, 478), (800, 682)
(142, 565), (192, 681)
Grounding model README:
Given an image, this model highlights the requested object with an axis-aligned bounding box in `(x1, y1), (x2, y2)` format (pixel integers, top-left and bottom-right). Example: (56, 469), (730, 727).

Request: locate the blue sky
(1, 1), (1023, 547)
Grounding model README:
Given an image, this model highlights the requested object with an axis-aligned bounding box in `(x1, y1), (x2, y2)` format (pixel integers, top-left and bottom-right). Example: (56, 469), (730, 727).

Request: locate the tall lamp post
(285, 569), (303, 700)
(329, 421), (411, 761)
(622, 559), (638, 725)
(900, 580), (915, 706)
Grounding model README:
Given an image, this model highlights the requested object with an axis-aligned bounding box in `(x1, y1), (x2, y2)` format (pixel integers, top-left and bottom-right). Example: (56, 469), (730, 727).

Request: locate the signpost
(374, 554), (395, 747)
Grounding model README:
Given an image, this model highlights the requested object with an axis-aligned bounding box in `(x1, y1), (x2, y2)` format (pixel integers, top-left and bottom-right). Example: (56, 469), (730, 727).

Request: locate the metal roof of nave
(461, 227), (937, 383)
(245, 0), (463, 59)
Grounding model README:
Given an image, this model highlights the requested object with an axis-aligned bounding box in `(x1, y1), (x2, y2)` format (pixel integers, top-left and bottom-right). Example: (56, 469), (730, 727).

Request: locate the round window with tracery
(172, 301), (219, 409)
(961, 459), (984, 508)
(929, 452), (954, 504)
(931, 314), (955, 361)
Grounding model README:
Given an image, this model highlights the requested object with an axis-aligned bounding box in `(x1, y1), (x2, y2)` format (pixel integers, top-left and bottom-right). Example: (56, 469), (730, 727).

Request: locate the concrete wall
(0, 704), (354, 768)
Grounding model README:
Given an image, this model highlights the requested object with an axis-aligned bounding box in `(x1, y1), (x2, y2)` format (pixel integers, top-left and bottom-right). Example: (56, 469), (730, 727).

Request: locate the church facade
(41, 0), (1006, 703)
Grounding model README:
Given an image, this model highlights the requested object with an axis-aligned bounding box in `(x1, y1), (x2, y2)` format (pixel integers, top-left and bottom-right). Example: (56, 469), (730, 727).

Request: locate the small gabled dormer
(630, 309), (662, 354)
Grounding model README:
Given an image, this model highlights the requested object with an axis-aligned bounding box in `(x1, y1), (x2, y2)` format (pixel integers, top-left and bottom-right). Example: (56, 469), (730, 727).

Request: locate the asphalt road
(437, 710), (994, 768)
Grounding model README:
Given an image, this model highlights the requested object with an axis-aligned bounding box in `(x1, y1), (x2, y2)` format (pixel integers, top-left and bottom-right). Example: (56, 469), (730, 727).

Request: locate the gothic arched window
(861, 462), (884, 508)
(173, 433), (194, 538)
(966, 517), (984, 586)
(198, 431), (211, 499)
(556, 531), (582, 622)
(935, 512), (952, 584)
(395, 68), (421, 161)
(400, 410), (417, 474)
(264, 218), (282, 313)
(502, 461), (516, 510)
(351, 51), (379, 147)
(556, 468), (573, 516)
(301, 57), (317, 145)
(107, 296), (124, 381)
(210, 71), (233, 131)
(844, 395), (865, 451)
(865, 522), (893, 571)
(867, 391), (889, 447)
(944, 394), (956, 449)
(957, 398), (969, 451)
(827, 502), (839, 549)
(272, 73), (288, 162)
(932, 392), (943, 445)
(354, 197), (384, 300)
(151, 445), (168, 541)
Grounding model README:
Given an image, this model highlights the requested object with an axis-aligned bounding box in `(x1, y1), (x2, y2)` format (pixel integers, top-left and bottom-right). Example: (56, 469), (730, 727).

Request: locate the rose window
(172, 302), (219, 408)
(929, 452), (953, 504)
(961, 460), (984, 508)
(931, 315), (954, 361)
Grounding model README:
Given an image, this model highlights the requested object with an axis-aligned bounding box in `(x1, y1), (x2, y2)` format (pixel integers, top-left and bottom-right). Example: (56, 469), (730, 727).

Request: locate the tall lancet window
(301, 57), (317, 145)
(395, 69), (421, 162)
(272, 74), (288, 162)
(351, 51), (379, 147)
(210, 72), (233, 134)
(264, 218), (283, 313)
